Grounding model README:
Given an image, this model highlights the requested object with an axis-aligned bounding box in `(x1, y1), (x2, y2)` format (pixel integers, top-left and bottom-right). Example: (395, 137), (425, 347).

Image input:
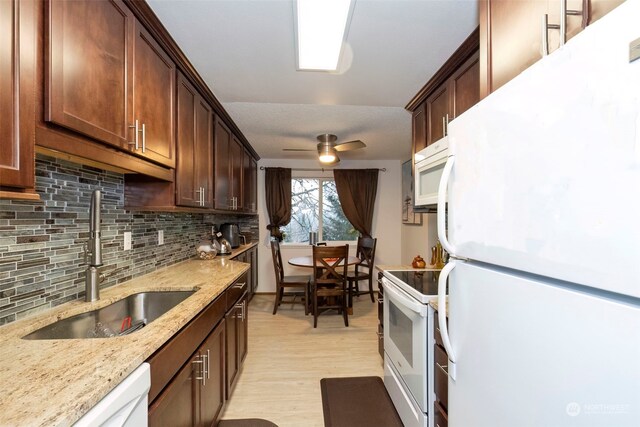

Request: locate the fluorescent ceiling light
(295, 0), (353, 71)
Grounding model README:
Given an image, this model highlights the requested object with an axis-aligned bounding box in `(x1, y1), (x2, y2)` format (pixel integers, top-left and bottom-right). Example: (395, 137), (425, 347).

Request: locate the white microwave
(414, 137), (449, 208)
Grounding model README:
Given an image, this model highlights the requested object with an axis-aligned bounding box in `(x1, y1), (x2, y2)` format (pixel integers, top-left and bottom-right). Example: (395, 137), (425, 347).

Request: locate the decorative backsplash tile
(0, 154), (258, 326)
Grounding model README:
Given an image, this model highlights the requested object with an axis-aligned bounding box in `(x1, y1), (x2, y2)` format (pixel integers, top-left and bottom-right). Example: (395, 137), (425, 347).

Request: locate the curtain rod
(259, 167), (386, 172)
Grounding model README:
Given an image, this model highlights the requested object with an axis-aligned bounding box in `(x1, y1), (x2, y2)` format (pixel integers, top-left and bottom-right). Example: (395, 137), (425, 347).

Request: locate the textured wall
(0, 155), (257, 325)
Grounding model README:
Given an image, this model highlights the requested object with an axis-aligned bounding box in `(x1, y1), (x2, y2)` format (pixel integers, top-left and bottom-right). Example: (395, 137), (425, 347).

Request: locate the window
(282, 178), (358, 243)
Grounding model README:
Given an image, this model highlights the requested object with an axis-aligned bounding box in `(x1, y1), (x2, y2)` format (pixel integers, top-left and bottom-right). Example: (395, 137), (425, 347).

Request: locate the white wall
(400, 213), (438, 265)
(256, 158), (402, 293)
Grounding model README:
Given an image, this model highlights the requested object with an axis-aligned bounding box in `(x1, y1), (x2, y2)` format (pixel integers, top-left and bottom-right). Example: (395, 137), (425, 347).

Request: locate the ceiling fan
(283, 134), (366, 165)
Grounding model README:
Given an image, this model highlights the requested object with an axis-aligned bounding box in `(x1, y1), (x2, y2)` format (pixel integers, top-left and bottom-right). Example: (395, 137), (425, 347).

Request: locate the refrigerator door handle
(437, 155), (456, 256)
(438, 260), (457, 380)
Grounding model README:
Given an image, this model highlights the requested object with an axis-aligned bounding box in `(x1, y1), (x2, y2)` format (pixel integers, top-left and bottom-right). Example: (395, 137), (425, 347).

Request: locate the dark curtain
(333, 169), (379, 238)
(265, 167), (292, 241)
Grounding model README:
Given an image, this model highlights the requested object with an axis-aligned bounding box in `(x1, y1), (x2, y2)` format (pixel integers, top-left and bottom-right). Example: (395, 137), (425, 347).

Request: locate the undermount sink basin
(23, 291), (195, 340)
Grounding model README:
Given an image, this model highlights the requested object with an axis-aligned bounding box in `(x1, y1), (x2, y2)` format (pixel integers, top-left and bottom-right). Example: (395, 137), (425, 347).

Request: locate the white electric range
(381, 269), (442, 427)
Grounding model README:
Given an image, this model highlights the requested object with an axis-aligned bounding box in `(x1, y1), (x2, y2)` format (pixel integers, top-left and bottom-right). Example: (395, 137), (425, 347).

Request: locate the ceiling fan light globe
(319, 153), (336, 163)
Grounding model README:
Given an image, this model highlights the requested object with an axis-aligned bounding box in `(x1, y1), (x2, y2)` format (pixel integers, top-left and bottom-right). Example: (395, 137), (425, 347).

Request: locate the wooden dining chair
(347, 236), (377, 304)
(311, 244), (349, 328)
(271, 240), (311, 315)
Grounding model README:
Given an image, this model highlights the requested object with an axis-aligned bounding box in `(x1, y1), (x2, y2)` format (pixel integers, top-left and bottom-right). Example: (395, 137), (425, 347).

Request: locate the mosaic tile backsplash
(0, 154), (258, 325)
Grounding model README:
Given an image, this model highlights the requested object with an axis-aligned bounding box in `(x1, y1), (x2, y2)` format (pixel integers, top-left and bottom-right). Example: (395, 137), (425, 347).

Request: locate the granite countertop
(0, 243), (257, 427)
(376, 264), (443, 272)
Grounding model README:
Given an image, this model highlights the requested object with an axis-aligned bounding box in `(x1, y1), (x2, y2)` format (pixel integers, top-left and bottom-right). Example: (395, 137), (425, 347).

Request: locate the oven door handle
(438, 261), (457, 381)
(382, 280), (429, 317)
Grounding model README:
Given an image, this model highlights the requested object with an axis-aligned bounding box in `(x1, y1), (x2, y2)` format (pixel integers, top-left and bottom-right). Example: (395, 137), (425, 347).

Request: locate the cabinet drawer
(434, 344), (449, 410)
(225, 272), (248, 311)
(434, 401), (448, 427)
(147, 293), (226, 402)
(434, 311), (447, 348)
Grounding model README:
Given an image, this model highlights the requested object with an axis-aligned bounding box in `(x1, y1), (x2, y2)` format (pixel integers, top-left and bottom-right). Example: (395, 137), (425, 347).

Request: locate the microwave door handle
(438, 261), (457, 380)
(382, 281), (429, 317)
(437, 155), (456, 256)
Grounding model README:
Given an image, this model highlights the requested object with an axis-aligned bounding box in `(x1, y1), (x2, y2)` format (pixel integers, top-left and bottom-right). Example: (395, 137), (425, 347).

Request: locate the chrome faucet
(85, 190), (103, 302)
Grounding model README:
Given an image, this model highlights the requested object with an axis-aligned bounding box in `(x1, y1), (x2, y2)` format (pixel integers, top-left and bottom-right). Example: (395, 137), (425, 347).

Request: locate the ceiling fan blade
(282, 148), (315, 152)
(334, 140), (366, 152)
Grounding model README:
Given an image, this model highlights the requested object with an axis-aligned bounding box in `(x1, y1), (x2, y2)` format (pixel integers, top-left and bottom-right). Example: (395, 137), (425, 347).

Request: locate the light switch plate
(630, 36), (640, 63)
(158, 230), (164, 245)
(124, 232), (132, 251)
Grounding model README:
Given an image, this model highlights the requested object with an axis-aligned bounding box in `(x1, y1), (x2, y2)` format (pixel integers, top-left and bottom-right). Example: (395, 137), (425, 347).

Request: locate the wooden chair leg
(342, 292), (349, 327)
(368, 276), (375, 302)
(273, 284), (281, 315)
(304, 282), (310, 315)
(313, 287), (318, 328)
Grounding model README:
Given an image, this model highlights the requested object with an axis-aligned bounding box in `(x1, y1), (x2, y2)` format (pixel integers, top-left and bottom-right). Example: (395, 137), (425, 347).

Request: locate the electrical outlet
(158, 230), (164, 245)
(124, 232), (132, 251)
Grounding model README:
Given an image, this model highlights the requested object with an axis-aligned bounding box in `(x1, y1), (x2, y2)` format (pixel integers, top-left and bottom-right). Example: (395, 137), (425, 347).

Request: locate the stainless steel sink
(23, 291), (195, 340)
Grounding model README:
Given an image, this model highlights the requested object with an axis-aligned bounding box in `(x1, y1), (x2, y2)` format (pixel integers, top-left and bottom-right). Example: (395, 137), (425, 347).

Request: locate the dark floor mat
(320, 376), (403, 427)
(218, 419), (278, 427)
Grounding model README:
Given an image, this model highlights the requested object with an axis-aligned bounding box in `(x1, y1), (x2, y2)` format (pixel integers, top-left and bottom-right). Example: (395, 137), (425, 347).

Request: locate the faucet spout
(85, 190), (103, 302)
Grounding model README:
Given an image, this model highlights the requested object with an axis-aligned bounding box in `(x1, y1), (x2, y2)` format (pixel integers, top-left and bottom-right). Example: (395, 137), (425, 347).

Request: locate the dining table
(288, 255), (362, 315)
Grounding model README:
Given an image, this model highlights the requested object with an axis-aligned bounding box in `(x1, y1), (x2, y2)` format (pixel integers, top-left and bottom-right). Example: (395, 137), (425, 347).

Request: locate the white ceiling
(148, 0), (478, 161)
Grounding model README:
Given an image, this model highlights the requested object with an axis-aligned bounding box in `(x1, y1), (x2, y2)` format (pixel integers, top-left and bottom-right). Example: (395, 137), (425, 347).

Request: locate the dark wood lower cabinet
(377, 272), (384, 359)
(148, 351), (199, 427)
(198, 320), (226, 426)
(148, 273), (249, 426)
(433, 310), (449, 422)
(226, 291), (248, 399)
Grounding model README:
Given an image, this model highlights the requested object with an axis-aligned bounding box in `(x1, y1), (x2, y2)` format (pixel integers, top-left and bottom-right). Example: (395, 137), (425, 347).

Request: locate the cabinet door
(224, 306), (238, 399)
(449, 52), (480, 120)
(238, 293), (248, 365)
(195, 96), (214, 209)
(46, 0), (133, 150)
(214, 118), (231, 210)
(199, 320), (225, 427)
(0, 0), (35, 190)
(425, 84), (449, 146)
(251, 247), (258, 296)
(243, 149), (257, 213)
(411, 103), (427, 155)
(230, 137), (244, 210)
(176, 73), (198, 207)
(176, 73), (213, 208)
(480, 0), (549, 97)
(132, 20), (176, 168)
(149, 354), (199, 427)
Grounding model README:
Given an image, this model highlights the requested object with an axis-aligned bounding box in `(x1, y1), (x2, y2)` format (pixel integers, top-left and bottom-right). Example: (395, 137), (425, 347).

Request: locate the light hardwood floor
(220, 293), (383, 426)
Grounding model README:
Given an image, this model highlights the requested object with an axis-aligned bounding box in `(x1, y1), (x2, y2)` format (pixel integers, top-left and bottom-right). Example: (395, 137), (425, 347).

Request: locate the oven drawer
(434, 344), (449, 410)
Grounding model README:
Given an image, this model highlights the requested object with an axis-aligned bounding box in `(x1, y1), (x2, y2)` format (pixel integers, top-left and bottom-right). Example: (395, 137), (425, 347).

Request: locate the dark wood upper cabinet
(176, 72), (213, 208)
(214, 117), (231, 210)
(132, 20), (176, 168)
(449, 51), (480, 119)
(425, 84), (450, 147)
(411, 104), (427, 155)
(479, 0), (624, 98)
(230, 137), (244, 211)
(46, 0), (134, 150)
(243, 150), (257, 213)
(0, 0), (36, 194)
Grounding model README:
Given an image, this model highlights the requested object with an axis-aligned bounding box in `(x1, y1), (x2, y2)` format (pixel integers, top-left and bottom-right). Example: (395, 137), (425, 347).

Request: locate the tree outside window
(282, 178), (358, 243)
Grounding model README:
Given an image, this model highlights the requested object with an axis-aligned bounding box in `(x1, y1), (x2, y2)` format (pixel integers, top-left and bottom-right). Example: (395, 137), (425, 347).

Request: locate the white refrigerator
(436, 1), (640, 426)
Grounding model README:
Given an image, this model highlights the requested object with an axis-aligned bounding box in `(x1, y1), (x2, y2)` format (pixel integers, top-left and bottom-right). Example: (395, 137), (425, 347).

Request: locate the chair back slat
(356, 236), (377, 272)
(312, 245), (349, 287)
(270, 240), (285, 284)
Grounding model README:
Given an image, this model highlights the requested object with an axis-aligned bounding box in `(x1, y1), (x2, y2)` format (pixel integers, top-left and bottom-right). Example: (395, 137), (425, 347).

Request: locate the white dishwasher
(74, 363), (150, 427)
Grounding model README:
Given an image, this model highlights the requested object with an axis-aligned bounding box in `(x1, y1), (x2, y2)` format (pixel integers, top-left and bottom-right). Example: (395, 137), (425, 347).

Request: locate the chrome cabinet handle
(202, 187), (205, 206)
(192, 357), (204, 382)
(235, 301), (246, 320)
(445, 114), (449, 136)
(442, 116), (446, 138)
(201, 352), (208, 386)
(196, 187), (204, 206)
(141, 123), (146, 153)
(232, 282), (246, 289)
(542, 14), (560, 56)
(436, 361), (448, 376)
(206, 349), (211, 380)
(128, 120), (139, 150)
